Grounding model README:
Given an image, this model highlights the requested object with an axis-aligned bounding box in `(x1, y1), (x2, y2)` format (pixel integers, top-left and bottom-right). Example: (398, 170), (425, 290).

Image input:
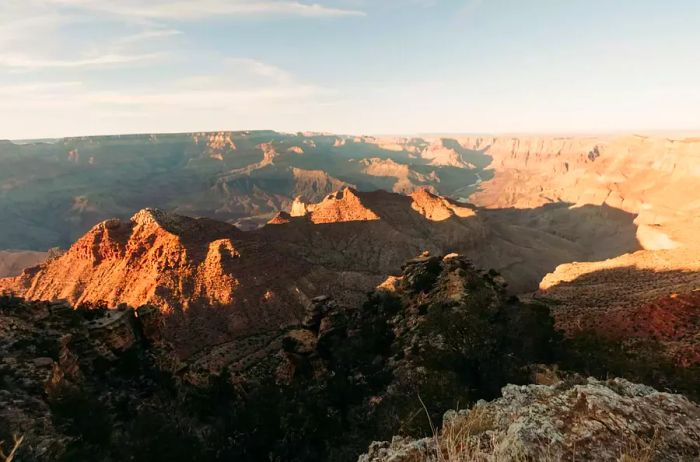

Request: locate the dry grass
(0, 434), (24, 462)
(618, 430), (660, 462)
(418, 396), (561, 462)
(433, 406), (498, 462)
(418, 395), (500, 462)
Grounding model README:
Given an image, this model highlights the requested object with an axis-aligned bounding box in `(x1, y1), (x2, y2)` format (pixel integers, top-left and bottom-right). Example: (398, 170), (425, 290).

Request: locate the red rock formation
(0, 188), (646, 356)
(291, 188), (380, 224)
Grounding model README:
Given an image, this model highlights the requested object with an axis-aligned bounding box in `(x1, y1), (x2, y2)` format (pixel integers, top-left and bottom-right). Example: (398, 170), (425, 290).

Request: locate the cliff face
(4, 256), (696, 462)
(10, 209), (248, 310)
(0, 297), (173, 461)
(0, 209), (312, 357)
(461, 135), (700, 250)
(449, 135), (700, 370)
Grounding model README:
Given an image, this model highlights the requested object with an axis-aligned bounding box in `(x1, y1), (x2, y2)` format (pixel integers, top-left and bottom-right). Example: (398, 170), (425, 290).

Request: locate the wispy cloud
(0, 58), (329, 110)
(225, 58), (294, 83)
(0, 80), (83, 95)
(0, 60), (335, 138)
(114, 28), (182, 45)
(0, 0), (363, 72)
(0, 52), (164, 70)
(43, 0), (366, 19)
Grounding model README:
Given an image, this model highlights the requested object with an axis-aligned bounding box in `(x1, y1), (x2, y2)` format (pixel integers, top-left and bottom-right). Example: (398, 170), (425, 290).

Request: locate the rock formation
(2, 252), (698, 461)
(0, 295), (173, 460)
(461, 135), (700, 252)
(360, 377), (700, 462)
(0, 185), (647, 358)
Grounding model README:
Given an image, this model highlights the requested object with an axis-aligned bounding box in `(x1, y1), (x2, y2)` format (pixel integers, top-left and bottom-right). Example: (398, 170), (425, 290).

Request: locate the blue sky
(1, 0), (699, 138)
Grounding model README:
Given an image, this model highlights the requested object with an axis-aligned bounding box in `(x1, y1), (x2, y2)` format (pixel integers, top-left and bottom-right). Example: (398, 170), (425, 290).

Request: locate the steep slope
(4, 258), (698, 462)
(0, 253), (560, 461)
(457, 135), (700, 368)
(537, 249), (700, 366)
(0, 209), (313, 357)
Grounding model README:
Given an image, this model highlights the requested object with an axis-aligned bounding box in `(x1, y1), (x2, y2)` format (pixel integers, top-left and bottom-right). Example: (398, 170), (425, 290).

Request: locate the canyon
(1, 131), (699, 461)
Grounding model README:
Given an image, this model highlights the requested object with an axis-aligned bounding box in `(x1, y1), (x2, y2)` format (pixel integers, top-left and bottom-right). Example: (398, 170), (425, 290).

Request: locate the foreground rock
(360, 377), (700, 462)
(0, 296), (175, 460)
(0, 254), (559, 461)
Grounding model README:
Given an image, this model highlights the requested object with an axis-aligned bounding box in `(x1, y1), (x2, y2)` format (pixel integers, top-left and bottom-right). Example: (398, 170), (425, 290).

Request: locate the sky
(1, 0), (699, 139)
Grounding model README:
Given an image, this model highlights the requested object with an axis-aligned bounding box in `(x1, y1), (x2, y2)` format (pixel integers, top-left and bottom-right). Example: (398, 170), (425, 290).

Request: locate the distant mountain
(0, 250), (49, 277)
(0, 131), (489, 250)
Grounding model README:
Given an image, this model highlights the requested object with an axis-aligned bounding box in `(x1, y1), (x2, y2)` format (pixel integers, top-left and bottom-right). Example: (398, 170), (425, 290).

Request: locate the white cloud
(0, 81), (83, 95)
(0, 52), (163, 69)
(4, 77), (338, 137)
(224, 58), (294, 83)
(42, 0), (365, 19)
(0, 1), (363, 73)
(114, 28), (183, 45)
(0, 56), (333, 138)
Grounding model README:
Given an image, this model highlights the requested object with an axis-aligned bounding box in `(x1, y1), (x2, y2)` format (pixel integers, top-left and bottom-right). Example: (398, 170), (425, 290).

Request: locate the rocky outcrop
(420, 139), (474, 168)
(409, 188), (475, 221)
(264, 253), (558, 460)
(193, 131), (237, 160)
(288, 187), (380, 223)
(359, 158), (438, 194)
(3, 254), (698, 462)
(360, 378), (700, 462)
(0, 253), (560, 462)
(290, 167), (352, 200)
(0, 296), (173, 461)
(2, 209), (248, 310)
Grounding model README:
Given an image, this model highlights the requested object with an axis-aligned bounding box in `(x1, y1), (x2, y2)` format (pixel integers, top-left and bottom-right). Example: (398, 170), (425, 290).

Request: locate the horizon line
(6, 128), (700, 143)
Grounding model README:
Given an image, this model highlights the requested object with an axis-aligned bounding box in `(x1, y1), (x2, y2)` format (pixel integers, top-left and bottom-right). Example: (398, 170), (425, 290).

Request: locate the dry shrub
(0, 434), (24, 462)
